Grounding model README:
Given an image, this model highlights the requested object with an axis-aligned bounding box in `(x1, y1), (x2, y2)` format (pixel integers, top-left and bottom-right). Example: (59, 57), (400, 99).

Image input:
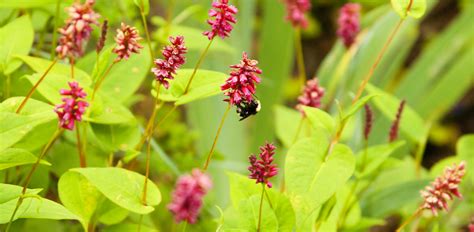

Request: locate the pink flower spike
(151, 36), (187, 89)
(337, 3), (361, 48)
(248, 142), (278, 188)
(168, 169), (212, 224)
(203, 0), (238, 40)
(55, 82), (89, 130)
(113, 23), (144, 61)
(420, 162), (466, 216)
(296, 77), (325, 114)
(56, 0), (100, 60)
(283, 0), (312, 28)
(221, 52), (262, 105)
(389, 100), (405, 142)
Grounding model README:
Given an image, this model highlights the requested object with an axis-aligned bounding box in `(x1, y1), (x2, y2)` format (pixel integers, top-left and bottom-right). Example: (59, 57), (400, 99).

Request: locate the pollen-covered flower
(151, 36), (187, 89)
(248, 142), (278, 188)
(55, 82), (89, 130)
(283, 0), (311, 28)
(168, 169), (212, 224)
(420, 162), (466, 216)
(337, 3), (361, 48)
(113, 23), (143, 61)
(296, 77), (325, 114)
(389, 100), (405, 142)
(56, 0), (100, 60)
(203, 0), (238, 40)
(221, 52), (262, 105)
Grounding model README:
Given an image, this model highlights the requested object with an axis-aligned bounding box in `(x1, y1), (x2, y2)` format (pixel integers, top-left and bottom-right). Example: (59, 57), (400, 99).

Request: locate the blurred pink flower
(203, 0), (238, 40)
(152, 36), (187, 89)
(168, 169), (212, 224)
(296, 77), (325, 114)
(221, 52), (262, 105)
(389, 100), (405, 142)
(337, 3), (361, 48)
(283, 0), (311, 28)
(113, 23), (143, 61)
(420, 161), (466, 216)
(56, 0), (100, 60)
(55, 82), (88, 130)
(248, 142), (278, 188)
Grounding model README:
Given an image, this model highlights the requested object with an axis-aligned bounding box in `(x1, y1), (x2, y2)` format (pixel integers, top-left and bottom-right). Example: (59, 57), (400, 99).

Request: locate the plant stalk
(136, 84), (162, 151)
(51, 0), (61, 60)
(16, 59), (58, 114)
(139, 6), (155, 61)
(257, 184), (265, 232)
(183, 39), (214, 94)
(294, 27), (306, 86)
(91, 61), (116, 102)
(202, 104), (231, 171)
(396, 207), (423, 232)
(76, 124), (86, 167)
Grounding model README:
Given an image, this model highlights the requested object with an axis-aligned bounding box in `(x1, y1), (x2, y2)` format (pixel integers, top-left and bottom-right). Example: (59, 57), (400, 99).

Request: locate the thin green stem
(165, 0), (176, 36)
(139, 7), (155, 61)
(76, 124), (86, 167)
(51, 0), (61, 60)
(136, 84), (162, 151)
(16, 59), (58, 114)
(415, 123), (431, 177)
(91, 61), (116, 102)
(294, 27), (306, 86)
(183, 39), (214, 94)
(257, 184), (265, 232)
(70, 58), (75, 79)
(5, 128), (63, 232)
(181, 221), (187, 232)
(202, 104), (231, 171)
(135, 104), (176, 152)
(396, 207), (423, 232)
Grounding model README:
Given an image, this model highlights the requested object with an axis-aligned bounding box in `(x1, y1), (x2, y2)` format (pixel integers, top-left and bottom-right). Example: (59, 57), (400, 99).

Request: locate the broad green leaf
(0, 97), (56, 152)
(274, 105), (311, 148)
(362, 179), (430, 217)
(58, 171), (102, 230)
(0, 16), (34, 74)
(155, 69), (227, 105)
(133, 0), (149, 15)
(366, 84), (426, 142)
(355, 141), (405, 178)
(86, 95), (135, 124)
(0, 0), (58, 8)
(155, 25), (234, 54)
(285, 137), (355, 228)
(456, 134), (474, 183)
(227, 172), (260, 208)
(103, 223), (158, 232)
(302, 106), (336, 135)
(0, 148), (50, 170)
(391, 0), (426, 18)
(71, 168), (161, 214)
(0, 184), (78, 224)
(318, 186), (361, 231)
(90, 121), (140, 152)
(342, 94), (377, 121)
(16, 55), (91, 85)
(96, 199), (129, 225)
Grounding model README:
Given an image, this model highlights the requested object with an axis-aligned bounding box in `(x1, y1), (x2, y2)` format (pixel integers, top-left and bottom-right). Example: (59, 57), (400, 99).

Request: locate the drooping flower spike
(248, 142), (278, 188)
(168, 169), (212, 224)
(296, 77), (325, 114)
(55, 82), (89, 130)
(283, 0), (312, 28)
(221, 52), (262, 105)
(152, 36), (187, 89)
(420, 161), (466, 216)
(56, 0), (100, 60)
(113, 23), (144, 61)
(337, 3), (361, 48)
(203, 0), (238, 40)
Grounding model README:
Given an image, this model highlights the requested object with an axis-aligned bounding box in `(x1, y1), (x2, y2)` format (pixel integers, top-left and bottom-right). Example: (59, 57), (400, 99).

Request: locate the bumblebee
(236, 99), (261, 121)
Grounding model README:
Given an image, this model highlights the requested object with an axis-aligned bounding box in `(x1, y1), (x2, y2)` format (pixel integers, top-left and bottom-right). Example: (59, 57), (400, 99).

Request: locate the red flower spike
(337, 3), (361, 48)
(54, 82), (89, 130)
(283, 0), (311, 28)
(113, 23), (143, 61)
(221, 52), (262, 105)
(363, 104), (373, 140)
(151, 36), (187, 89)
(389, 100), (405, 142)
(248, 142), (278, 188)
(295, 77), (325, 114)
(203, 0), (238, 40)
(168, 169), (212, 224)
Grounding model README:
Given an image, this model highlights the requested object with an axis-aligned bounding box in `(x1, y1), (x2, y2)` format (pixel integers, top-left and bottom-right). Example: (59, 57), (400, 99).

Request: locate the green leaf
(0, 97), (56, 152)
(0, 15), (34, 75)
(133, 0), (149, 15)
(391, 0), (426, 18)
(103, 223), (158, 232)
(0, 0), (58, 8)
(223, 195), (279, 231)
(285, 137), (355, 228)
(456, 134), (474, 183)
(342, 94), (377, 121)
(90, 121), (140, 152)
(0, 148), (50, 170)
(355, 141), (405, 178)
(71, 167), (161, 214)
(302, 106), (336, 135)
(95, 199), (129, 225)
(86, 95), (135, 125)
(0, 184), (78, 224)
(16, 55), (92, 85)
(154, 69), (227, 105)
(274, 105), (311, 148)
(365, 84), (426, 142)
(58, 171), (102, 230)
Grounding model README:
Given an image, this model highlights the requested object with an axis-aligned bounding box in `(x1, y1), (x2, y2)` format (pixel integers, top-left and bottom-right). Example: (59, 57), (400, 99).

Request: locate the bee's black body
(236, 99), (261, 121)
